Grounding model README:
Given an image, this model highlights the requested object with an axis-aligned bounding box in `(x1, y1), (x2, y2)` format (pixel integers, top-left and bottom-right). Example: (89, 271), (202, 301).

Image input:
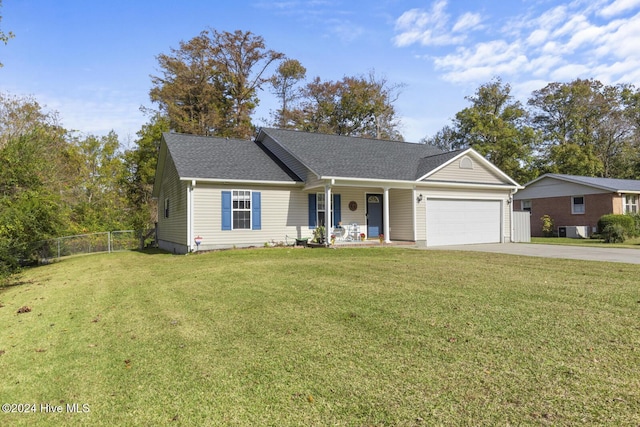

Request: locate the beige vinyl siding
(156, 156), (187, 250)
(417, 187), (512, 243)
(426, 156), (505, 184)
(389, 189), (414, 240)
(332, 187), (367, 229)
(192, 184), (308, 250)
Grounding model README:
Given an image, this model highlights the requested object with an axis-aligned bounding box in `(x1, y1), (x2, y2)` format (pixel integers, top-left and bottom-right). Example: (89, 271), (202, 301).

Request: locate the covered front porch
(307, 182), (419, 246)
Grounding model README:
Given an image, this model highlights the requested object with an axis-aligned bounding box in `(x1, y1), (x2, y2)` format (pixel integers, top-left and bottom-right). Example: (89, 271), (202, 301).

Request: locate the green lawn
(531, 236), (640, 248)
(1, 247), (639, 426)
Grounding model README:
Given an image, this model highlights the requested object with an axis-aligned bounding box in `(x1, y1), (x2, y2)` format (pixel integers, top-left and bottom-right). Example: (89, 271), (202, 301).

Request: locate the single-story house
(152, 128), (522, 253)
(513, 173), (640, 237)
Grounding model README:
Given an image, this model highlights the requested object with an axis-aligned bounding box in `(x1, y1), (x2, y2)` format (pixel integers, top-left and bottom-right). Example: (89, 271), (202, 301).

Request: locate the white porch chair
(346, 223), (360, 241)
(332, 225), (347, 242)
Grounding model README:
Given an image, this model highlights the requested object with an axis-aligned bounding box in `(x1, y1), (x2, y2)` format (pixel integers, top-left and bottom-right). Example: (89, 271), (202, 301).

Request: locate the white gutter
(324, 176), (521, 191)
(179, 177), (302, 186)
(509, 188), (517, 243)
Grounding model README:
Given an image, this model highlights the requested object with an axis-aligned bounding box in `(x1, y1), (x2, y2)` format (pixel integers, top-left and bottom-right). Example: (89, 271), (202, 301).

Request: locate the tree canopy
(283, 71), (404, 140)
(425, 78), (640, 183)
(424, 79), (537, 183)
(150, 29), (283, 140)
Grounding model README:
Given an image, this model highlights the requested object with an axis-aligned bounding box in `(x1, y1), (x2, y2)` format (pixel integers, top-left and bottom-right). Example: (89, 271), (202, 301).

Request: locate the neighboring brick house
(514, 174), (640, 237)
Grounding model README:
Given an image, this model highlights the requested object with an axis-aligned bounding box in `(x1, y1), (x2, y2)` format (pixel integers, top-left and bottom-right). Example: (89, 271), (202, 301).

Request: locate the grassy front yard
(1, 248), (639, 425)
(531, 236), (640, 248)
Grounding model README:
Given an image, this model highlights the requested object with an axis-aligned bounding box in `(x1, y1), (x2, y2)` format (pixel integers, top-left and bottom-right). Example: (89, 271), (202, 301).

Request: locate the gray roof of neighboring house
(257, 128), (450, 181)
(162, 132), (301, 183)
(538, 173), (640, 192)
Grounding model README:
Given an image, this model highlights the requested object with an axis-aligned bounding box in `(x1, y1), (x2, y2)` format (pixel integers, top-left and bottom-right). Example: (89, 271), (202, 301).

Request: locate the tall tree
(269, 58), (306, 128)
(293, 72), (404, 140)
(150, 29), (283, 139)
(0, 95), (71, 279)
(122, 114), (169, 235)
(427, 78), (537, 183)
(528, 79), (635, 177)
(150, 33), (223, 137)
(0, 0), (14, 68)
(421, 125), (457, 150)
(70, 131), (128, 232)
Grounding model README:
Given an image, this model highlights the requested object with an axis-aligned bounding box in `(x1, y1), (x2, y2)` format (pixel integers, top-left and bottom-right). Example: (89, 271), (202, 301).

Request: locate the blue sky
(1, 0), (640, 143)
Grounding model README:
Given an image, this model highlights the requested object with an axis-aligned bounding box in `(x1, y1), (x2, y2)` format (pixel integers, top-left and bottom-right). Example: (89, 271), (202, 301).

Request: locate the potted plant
(360, 232), (366, 241)
(313, 226), (326, 244)
(379, 233), (384, 243)
(330, 234), (336, 245)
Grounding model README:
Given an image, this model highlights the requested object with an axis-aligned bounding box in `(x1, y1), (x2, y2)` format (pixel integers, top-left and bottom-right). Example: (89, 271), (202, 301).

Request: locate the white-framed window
(521, 200), (532, 213)
(232, 190), (251, 229)
(625, 194), (639, 213)
(164, 198), (170, 218)
(572, 196), (585, 214)
(316, 192), (326, 227)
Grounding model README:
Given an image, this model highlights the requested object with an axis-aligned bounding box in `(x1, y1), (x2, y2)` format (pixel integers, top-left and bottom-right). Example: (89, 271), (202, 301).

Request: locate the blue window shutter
(333, 194), (341, 227)
(308, 194), (317, 229)
(252, 191), (261, 230)
(221, 191), (231, 230)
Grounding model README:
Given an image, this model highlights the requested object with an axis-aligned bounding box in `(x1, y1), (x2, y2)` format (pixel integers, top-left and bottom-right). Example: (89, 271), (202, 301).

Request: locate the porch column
(383, 187), (390, 243)
(325, 184), (332, 246)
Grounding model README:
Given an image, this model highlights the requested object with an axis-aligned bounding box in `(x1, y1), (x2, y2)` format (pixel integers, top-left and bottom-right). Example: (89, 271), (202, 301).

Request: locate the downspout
(509, 189), (516, 243)
(325, 184), (332, 247)
(412, 187), (417, 242)
(187, 180), (195, 252)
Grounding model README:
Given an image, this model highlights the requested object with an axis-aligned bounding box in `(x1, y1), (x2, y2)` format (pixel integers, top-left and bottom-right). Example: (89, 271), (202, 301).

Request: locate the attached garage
(426, 199), (502, 247)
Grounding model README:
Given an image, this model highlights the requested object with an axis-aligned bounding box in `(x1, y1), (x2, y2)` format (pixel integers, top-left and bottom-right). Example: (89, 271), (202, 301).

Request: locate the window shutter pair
(308, 194), (341, 229)
(221, 191), (261, 230)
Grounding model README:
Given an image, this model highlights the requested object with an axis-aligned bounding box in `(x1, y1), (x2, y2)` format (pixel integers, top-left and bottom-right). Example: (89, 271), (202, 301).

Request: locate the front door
(366, 194), (383, 238)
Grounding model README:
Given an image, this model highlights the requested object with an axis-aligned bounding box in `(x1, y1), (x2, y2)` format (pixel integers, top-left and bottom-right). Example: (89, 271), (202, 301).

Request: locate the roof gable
(418, 148), (521, 187)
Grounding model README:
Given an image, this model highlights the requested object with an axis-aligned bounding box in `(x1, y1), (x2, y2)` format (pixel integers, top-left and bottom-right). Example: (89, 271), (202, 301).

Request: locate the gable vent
(459, 156), (473, 169)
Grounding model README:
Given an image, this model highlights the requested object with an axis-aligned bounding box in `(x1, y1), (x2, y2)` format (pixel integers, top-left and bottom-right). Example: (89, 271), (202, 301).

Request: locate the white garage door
(426, 199), (502, 247)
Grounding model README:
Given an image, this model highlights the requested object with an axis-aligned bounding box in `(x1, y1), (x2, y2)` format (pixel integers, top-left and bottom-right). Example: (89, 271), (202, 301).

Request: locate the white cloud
(394, 0), (640, 91)
(452, 12), (483, 32)
(526, 29), (549, 46)
(393, 1), (471, 46)
(599, 0), (640, 17)
(550, 63), (591, 81)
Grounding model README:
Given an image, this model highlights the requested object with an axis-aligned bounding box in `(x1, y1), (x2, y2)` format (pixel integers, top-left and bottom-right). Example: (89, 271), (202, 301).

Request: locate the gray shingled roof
(163, 132), (301, 182)
(545, 173), (640, 192)
(416, 150), (465, 180)
(257, 128), (447, 181)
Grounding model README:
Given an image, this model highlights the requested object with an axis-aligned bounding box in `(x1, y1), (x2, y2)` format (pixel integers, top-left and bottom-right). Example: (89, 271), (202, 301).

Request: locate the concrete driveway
(426, 243), (640, 264)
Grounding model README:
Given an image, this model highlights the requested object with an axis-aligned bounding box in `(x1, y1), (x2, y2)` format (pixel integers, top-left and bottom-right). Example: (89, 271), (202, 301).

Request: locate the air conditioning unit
(558, 226), (589, 238)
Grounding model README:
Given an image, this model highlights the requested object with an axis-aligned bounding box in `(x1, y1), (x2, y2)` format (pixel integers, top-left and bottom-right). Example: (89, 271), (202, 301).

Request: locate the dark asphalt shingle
(258, 128), (447, 181)
(164, 129), (466, 183)
(163, 132), (301, 183)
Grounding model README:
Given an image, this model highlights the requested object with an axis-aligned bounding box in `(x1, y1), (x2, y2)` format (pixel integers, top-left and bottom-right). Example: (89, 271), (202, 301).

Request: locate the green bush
(540, 214), (554, 237)
(597, 214), (634, 235)
(602, 223), (626, 243)
(626, 212), (640, 237)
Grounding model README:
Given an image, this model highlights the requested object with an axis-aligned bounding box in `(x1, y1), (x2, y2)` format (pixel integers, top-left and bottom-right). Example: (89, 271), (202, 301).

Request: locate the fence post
(57, 238), (61, 259)
(108, 232), (111, 254)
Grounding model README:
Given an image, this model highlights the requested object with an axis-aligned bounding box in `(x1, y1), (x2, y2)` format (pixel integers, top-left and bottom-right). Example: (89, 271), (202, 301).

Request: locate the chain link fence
(30, 230), (147, 263)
